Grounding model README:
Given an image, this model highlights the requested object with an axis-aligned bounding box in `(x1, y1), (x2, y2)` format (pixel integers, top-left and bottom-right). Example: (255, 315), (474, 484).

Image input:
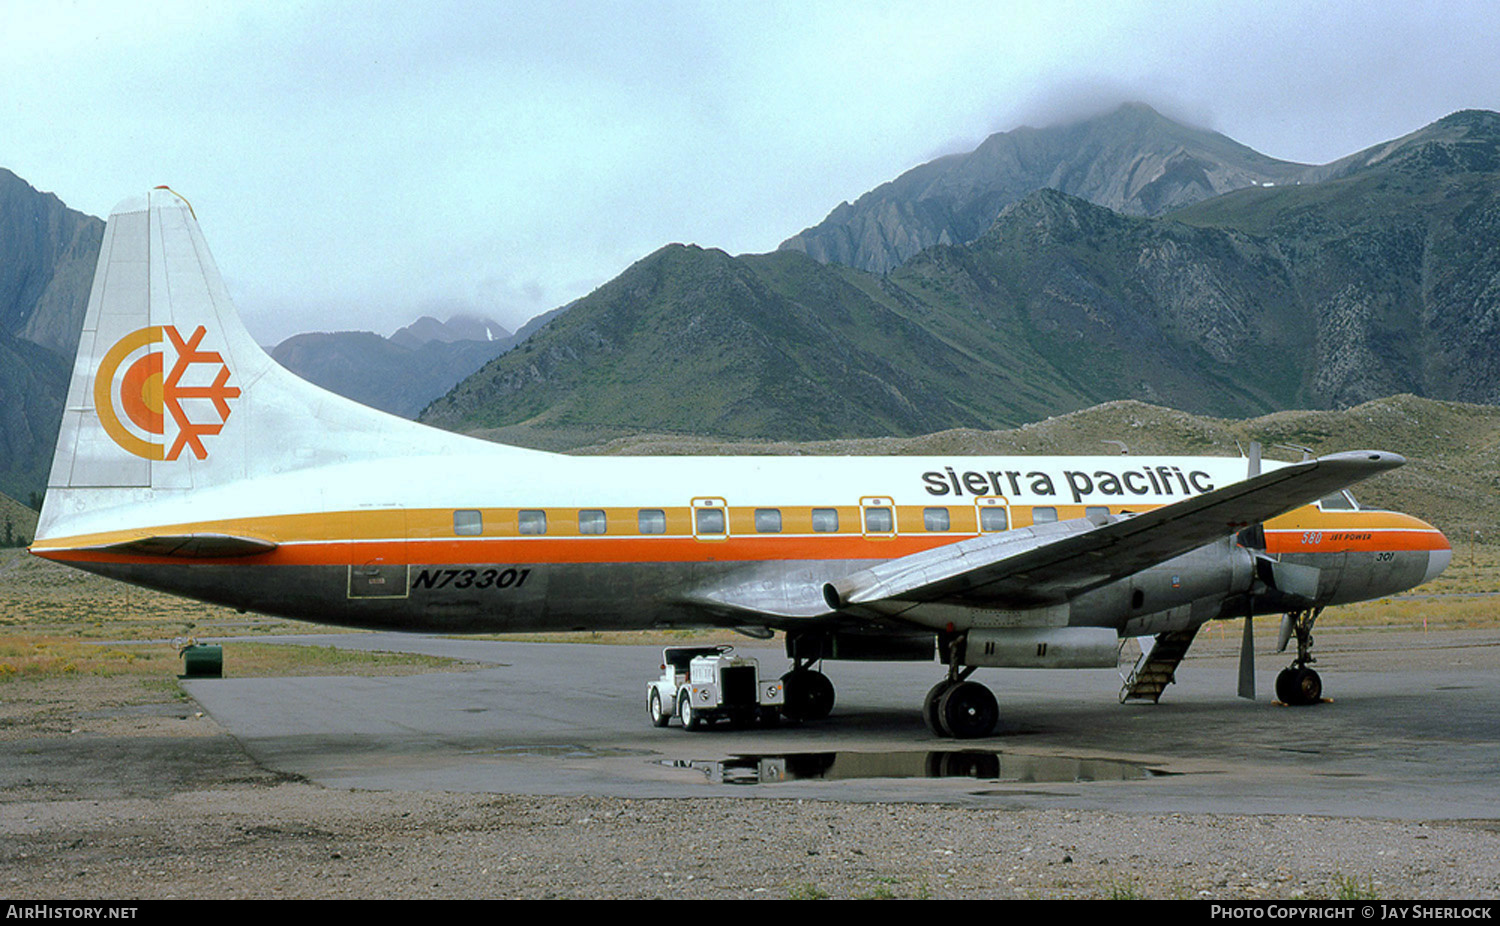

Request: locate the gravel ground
(4, 782), (1499, 900)
(1, 678), (1498, 901)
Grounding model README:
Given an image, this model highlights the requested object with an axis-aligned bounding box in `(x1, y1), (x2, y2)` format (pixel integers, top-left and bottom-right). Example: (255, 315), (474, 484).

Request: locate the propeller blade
(1237, 616), (1256, 700)
(1277, 613), (1294, 653)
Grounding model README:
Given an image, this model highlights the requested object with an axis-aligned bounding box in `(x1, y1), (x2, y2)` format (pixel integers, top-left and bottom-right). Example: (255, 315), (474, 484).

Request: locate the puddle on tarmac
(471, 744), (652, 760)
(662, 750), (1173, 786)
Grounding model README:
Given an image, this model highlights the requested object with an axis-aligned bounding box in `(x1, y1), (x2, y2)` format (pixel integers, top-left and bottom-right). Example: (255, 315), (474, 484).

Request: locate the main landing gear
(1276, 607), (1325, 706)
(924, 634), (999, 739)
(781, 658), (835, 722)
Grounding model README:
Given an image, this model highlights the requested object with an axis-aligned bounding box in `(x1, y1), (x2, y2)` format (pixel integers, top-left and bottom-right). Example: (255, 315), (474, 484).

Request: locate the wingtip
(1319, 450), (1406, 470)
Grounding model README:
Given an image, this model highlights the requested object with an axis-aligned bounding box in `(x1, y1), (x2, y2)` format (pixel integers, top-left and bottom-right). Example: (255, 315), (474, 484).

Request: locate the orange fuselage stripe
(32, 504), (1448, 567)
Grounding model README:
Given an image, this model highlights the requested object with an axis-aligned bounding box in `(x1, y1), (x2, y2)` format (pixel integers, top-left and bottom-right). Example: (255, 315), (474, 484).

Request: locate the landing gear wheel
(937, 681), (999, 739)
(1276, 667), (1323, 706)
(924, 681), (955, 737)
(782, 669), (835, 721)
(678, 688), (703, 730)
(1276, 607), (1326, 706)
(648, 688), (670, 727)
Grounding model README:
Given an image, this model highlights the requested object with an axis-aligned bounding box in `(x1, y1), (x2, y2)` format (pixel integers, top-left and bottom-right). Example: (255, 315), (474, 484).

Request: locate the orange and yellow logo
(94, 325), (241, 461)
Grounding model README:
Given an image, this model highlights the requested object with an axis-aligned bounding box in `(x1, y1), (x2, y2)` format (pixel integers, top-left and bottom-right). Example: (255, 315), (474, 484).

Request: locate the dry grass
(0, 547), (331, 640)
(0, 549), (464, 681)
(0, 634), (463, 682)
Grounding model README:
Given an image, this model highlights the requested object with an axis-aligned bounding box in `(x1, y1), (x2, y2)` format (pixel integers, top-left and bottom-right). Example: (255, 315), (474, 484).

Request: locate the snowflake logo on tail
(95, 325), (242, 461)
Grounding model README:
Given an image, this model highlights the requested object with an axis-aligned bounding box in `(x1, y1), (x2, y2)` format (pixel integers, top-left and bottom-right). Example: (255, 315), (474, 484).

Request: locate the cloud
(4, 0), (1496, 345)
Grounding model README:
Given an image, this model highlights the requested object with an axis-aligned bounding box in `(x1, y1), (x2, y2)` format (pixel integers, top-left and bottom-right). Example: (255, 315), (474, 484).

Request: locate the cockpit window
(1317, 491), (1359, 511)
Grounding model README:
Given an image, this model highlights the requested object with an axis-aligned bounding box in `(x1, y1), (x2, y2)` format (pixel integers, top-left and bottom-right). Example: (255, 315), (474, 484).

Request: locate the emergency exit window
(864, 506), (893, 532)
(695, 508), (726, 535)
(979, 507), (1008, 532)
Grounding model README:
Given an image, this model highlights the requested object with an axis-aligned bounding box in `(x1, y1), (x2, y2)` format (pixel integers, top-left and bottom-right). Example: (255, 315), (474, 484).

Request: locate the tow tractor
(646, 645), (784, 730)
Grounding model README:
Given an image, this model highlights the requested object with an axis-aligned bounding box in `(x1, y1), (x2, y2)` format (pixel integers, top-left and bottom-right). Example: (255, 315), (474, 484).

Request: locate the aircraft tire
(924, 681), (955, 737)
(649, 688), (671, 727)
(782, 669), (835, 721)
(937, 681), (998, 739)
(1276, 667), (1323, 706)
(1294, 668), (1322, 705)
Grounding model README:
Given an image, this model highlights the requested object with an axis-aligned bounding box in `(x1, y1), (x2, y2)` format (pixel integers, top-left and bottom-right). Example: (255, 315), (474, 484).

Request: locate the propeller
(1233, 441), (1321, 700)
(1237, 441), (1262, 700)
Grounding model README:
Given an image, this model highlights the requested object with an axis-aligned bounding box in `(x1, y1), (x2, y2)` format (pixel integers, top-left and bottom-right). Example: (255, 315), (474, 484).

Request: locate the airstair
(1119, 628), (1199, 703)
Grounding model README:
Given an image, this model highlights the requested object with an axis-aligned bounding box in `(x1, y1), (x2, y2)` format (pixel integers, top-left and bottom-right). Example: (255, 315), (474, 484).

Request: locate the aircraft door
(346, 506), (410, 599)
(975, 496), (1011, 534)
(860, 496), (896, 538)
(691, 497), (728, 541)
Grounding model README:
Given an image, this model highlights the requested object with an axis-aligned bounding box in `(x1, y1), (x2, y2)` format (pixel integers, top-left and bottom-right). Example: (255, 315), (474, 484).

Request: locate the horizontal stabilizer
(82, 533), (278, 558)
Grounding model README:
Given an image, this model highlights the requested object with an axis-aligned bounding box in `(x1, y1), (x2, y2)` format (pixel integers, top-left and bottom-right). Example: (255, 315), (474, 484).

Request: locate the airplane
(29, 188), (1453, 738)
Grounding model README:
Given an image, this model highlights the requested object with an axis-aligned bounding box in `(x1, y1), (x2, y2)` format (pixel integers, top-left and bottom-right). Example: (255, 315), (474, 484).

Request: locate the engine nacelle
(963, 627), (1119, 669)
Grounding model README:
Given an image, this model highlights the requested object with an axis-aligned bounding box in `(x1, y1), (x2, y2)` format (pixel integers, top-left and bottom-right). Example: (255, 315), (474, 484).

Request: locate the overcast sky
(3, 0), (1497, 345)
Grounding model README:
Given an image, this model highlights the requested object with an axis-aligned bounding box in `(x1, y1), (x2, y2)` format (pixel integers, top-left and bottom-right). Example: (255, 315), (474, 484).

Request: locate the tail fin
(37, 187), (487, 541)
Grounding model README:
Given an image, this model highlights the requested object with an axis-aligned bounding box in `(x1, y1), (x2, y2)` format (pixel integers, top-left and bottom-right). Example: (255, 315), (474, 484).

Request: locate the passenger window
(923, 507), (950, 531)
(979, 507), (1008, 532)
(453, 509), (482, 536)
(579, 509), (607, 535)
(638, 509), (666, 534)
(695, 508), (726, 535)
(518, 510), (547, 535)
(1085, 506), (1110, 520)
(754, 508), (782, 533)
(1032, 507), (1058, 524)
(864, 506), (893, 533)
(811, 508), (839, 532)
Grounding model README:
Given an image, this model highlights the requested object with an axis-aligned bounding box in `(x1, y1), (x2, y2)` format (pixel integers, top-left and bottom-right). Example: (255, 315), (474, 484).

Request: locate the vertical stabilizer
(36, 188), (491, 542)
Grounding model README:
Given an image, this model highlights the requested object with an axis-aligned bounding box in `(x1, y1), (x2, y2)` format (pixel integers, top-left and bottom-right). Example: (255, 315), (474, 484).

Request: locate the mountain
(0, 489), (39, 547)
(1167, 109), (1500, 408)
(0, 171), (103, 503)
(271, 318), (516, 419)
(0, 330), (69, 503)
(389, 313), (511, 350)
(421, 244), (1010, 440)
(0, 168), (103, 353)
(425, 108), (1500, 445)
(779, 103), (1314, 274)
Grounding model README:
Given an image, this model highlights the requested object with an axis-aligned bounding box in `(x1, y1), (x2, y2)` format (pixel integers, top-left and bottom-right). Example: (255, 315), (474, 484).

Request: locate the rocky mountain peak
(777, 102), (1310, 274)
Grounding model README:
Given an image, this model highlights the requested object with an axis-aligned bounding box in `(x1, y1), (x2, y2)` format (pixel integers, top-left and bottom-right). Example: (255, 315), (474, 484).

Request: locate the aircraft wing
(689, 450), (1402, 625)
(824, 450), (1403, 617)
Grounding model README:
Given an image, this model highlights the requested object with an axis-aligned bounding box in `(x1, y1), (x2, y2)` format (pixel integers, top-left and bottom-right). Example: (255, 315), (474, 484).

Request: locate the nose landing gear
(1275, 607), (1325, 706)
